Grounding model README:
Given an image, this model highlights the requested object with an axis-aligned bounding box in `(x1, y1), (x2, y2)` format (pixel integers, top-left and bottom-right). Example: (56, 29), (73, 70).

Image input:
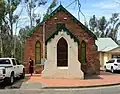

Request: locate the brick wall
(24, 10), (100, 75)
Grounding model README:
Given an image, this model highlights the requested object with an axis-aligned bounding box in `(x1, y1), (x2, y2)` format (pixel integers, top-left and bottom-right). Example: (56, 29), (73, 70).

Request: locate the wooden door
(57, 38), (68, 67)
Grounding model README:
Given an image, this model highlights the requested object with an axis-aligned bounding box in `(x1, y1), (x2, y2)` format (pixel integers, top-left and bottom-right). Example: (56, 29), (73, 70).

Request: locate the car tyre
(104, 66), (108, 72)
(20, 69), (25, 79)
(9, 73), (14, 85)
(5, 73), (14, 85)
(111, 67), (114, 73)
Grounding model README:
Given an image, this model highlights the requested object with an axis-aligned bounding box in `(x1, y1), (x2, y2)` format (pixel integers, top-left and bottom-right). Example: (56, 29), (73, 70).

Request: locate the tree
(13, 6), (24, 57)
(89, 13), (120, 43)
(97, 16), (109, 37)
(42, 0), (58, 22)
(18, 26), (31, 62)
(13, 35), (23, 61)
(0, 0), (5, 57)
(3, 0), (22, 38)
(18, 26), (31, 44)
(88, 15), (108, 38)
(89, 15), (97, 32)
(0, 0), (4, 25)
(47, 0), (57, 14)
(108, 13), (120, 42)
(23, 0), (47, 28)
(0, 0), (22, 57)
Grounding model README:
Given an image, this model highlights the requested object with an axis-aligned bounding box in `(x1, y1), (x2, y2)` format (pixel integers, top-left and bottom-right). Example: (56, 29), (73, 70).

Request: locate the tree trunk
(0, 26), (3, 57)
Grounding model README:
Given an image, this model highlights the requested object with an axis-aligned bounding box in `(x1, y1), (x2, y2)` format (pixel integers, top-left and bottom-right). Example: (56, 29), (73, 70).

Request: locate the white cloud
(92, 1), (119, 9)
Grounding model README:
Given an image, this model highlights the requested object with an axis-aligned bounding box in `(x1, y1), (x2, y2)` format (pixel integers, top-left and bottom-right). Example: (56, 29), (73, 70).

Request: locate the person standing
(29, 58), (34, 76)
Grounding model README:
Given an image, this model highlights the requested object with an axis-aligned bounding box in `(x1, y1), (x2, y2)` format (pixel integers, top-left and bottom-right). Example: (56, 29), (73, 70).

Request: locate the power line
(65, 0), (76, 8)
(77, 0), (87, 23)
(65, 0), (87, 25)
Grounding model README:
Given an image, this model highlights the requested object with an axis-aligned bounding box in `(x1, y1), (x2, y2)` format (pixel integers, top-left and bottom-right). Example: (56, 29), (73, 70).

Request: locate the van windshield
(0, 59), (11, 64)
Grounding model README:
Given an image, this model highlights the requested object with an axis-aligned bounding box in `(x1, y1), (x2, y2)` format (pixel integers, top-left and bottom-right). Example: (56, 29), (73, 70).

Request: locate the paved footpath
(2, 84), (120, 94)
(21, 71), (120, 89)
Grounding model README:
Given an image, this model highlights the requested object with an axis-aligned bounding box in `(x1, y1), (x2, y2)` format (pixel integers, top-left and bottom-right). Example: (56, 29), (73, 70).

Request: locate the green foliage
(108, 13), (120, 42)
(18, 26), (31, 61)
(98, 16), (109, 37)
(24, 0), (47, 6)
(35, 63), (41, 66)
(0, 0), (5, 25)
(98, 16), (107, 31)
(18, 26), (31, 43)
(89, 15), (97, 32)
(49, 0), (57, 9)
(23, 0), (47, 27)
(89, 13), (120, 43)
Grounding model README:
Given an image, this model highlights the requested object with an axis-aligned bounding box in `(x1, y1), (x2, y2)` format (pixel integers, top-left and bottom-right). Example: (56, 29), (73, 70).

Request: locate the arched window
(80, 41), (86, 64)
(57, 37), (68, 67)
(35, 41), (41, 64)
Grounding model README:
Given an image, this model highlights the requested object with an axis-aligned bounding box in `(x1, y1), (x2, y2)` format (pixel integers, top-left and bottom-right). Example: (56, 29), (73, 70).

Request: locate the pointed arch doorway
(57, 38), (68, 67)
(42, 29), (84, 79)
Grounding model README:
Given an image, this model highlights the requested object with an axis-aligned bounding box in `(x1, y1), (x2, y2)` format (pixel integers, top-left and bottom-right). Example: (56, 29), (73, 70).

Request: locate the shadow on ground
(0, 75), (38, 89)
(100, 71), (120, 75)
(0, 77), (26, 89)
(85, 75), (103, 80)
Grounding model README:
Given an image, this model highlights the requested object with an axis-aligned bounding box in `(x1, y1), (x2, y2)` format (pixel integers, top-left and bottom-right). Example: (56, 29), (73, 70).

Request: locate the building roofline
(27, 5), (97, 39)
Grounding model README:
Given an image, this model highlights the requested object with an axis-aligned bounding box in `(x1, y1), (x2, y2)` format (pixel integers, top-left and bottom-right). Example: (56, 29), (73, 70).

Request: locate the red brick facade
(24, 5), (100, 75)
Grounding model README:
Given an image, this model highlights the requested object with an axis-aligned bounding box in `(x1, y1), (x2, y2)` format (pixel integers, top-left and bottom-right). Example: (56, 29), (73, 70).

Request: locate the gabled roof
(95, 38), (119, 52)
(45, 27), (79, 45)
(28, 5), (97, 39)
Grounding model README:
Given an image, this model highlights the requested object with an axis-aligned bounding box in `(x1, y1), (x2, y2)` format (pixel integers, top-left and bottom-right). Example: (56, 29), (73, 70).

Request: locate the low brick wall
(24, 63), (44, 74)
(34, 65), (44, 74)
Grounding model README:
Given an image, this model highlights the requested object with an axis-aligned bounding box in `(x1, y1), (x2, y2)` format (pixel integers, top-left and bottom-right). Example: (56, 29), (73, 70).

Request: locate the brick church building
(24, 5), (100, 78)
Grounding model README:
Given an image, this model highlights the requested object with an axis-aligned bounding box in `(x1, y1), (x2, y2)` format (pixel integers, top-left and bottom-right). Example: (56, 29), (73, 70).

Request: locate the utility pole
(43, 22), (45, 61)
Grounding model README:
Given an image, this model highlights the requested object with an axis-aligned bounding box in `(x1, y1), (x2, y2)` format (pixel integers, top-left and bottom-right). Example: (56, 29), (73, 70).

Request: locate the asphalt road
(0, 72), (120, 94)
(0, 84), (120, 94)
(0, 78), (24, 89)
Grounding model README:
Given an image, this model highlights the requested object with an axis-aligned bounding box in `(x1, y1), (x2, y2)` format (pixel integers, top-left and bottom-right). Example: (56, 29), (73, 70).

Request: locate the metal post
(43, 22), (45, 60)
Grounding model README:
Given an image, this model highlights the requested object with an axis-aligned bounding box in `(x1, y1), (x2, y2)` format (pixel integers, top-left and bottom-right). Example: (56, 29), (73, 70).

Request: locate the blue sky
(14, 0), (120, 37)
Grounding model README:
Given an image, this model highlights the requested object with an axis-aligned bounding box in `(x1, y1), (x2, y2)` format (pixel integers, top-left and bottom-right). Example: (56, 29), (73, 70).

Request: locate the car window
(117, 59), (120, 63)
(16, 60), (20, 65)
(107, 60), (115, 63)
(12, 59), (16, 65)
(111, 60), (115, 63)
(106, 60), (110, 63)
(0, 59), (11, 64)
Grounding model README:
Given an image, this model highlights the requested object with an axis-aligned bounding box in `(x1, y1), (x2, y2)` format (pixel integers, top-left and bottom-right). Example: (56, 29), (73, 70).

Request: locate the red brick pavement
(25, 71), (120, 87)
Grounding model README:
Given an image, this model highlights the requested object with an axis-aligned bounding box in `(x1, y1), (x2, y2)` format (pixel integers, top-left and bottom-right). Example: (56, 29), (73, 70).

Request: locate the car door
(11, 59), (18, 77)
(107, 60), (114, 70)
(16, 60), (21, 74)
